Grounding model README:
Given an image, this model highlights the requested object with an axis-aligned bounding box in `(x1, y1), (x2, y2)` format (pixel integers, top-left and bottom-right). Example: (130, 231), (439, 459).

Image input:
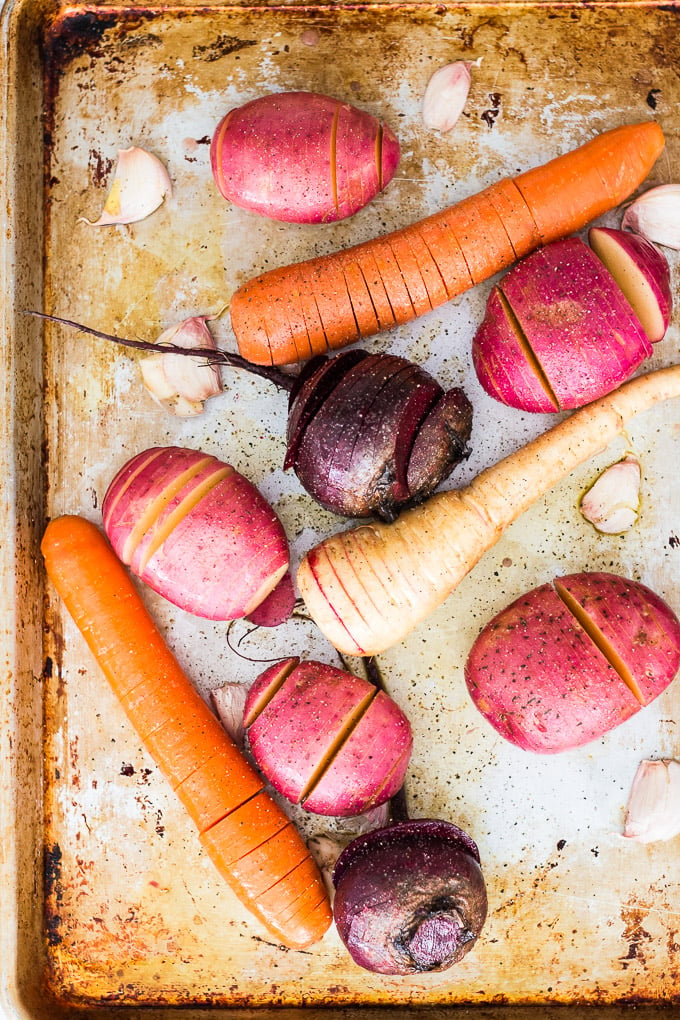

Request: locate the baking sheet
(1, 0), (680, 1015)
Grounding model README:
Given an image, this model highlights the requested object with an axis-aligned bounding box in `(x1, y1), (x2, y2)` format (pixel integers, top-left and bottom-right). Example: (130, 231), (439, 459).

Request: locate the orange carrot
(231, 121), (665, 366)
(41, 515), (331, 950)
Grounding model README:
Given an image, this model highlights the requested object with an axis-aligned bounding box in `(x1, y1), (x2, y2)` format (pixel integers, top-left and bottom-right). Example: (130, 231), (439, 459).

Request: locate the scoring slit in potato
(464, 572), (680, 753)
(244, 659), (413, 816)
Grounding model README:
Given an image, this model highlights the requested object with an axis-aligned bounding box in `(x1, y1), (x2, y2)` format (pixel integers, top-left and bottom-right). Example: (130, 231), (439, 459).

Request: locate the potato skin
(210, 91), (400, 223)
(102, 446), (289, 621)
(244, 659), (412, 816)
(464, 572), (680, 753)
(472, 237), (653, 412)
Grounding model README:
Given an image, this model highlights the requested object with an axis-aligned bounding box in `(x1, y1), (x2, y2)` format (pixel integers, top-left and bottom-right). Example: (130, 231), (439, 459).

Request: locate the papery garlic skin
(338, 801), (391, 837)
(307, 834), (344, 900)
(623, 759), (680, 844)
(211, 682), (248, 747)
(140, 315), (222, 417)
(621, 185), (680, 251)
(82, 146), (172, 226)
(422, 62), (471, 133)
(579, 455), (641, 534)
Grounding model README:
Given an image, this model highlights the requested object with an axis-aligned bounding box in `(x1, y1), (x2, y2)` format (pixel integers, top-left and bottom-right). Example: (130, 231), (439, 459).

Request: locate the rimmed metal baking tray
(1, 0), (679, 1015)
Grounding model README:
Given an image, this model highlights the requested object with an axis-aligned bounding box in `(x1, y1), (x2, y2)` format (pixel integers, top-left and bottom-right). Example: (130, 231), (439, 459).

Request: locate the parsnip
(298, 365), (680, 655)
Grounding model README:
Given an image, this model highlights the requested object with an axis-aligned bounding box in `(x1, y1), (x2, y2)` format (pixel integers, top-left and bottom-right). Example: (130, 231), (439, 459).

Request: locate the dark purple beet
(286, 352), (472, 519)
(332, 819), (487, 975)
(32, 315), (473, 522)
(284, 350), (367, 469)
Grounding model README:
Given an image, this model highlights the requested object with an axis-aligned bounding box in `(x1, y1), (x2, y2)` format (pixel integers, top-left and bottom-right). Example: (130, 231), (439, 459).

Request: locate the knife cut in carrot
(41, 514), (331, 950)
(230, 121), (665, 365)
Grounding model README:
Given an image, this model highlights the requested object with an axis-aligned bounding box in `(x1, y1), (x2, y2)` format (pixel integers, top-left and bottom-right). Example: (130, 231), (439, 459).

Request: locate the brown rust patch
(619, 902), (653, 969)
(44, 842), (64, 946)
(192, 34), (258, 62)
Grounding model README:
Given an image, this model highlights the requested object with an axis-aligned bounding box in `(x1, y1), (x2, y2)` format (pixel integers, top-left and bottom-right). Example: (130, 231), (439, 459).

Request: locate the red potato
(472, 237), (654, 413)
(464, 572), (680, 753)
(102, 446), (289, 621)
(244, 658), (412, 816)
(588, 226), (673, 343)
(210, 91), (400, 224)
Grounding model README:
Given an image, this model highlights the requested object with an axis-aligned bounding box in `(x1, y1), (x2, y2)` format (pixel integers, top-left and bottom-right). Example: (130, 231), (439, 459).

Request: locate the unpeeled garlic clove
(579, 455), (641, 534)
(422, 61), (471, 133)
(307, 834), (345, 900)
(211, 682), (248, 748)
(621, 184), (680, 250)
(623, 759), (680, 844)
(140, 315), (222, 417)
(338, 801), (391, 837)
(81, 146), (172, 226)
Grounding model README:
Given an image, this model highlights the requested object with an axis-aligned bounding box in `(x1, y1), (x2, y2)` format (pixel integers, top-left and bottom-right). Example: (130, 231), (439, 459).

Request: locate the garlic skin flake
(210, 682), (248, 748)
(579, 455), (641, 534)
(307, 834), (344, 900)
(422, 61), (471, 133)
(140, 315), (222, 417)
(623, 759), (680, 844)
(621, 184), (680, 251)
(82, 146), (172, 226)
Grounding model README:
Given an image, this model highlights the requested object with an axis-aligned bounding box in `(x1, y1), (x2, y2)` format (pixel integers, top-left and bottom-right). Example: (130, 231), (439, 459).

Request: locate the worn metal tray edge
(0, 0), (679, 1016)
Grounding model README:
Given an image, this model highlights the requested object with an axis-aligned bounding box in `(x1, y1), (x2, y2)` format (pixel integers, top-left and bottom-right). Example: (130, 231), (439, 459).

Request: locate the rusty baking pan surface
(1, 0), (679, 1016)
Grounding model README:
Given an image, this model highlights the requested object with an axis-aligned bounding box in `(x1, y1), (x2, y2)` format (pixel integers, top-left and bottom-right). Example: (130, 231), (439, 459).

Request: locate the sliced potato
(465, 572), (680, 753)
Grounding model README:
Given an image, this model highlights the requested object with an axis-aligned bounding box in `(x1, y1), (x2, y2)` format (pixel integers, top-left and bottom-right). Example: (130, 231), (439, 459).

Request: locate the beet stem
(23, 311), (296, 393)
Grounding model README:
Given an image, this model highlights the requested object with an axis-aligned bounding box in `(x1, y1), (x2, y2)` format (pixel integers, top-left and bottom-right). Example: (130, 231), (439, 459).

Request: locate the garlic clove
(621, 184), (680, 251)
(307, 834), (345, 900)
(81, 146), (172, 226)
(139, 354), (176, 403)
(623, 758), (680, 844)
(140, 315), (222, 417)
(579, 455), (641, 534)
(211, 682), (249, 748)
(338, 801), (391, 837)
(422, 61), (472, 133)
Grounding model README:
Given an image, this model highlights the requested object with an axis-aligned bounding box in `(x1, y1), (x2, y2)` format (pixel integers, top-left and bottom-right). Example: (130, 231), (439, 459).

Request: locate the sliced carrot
(117, 667), (207, 740)
(371, 239), (416, 324)
(231, 297), (277, 366)
(257, 856), (328, 922)
(279, 887), (328, 931)
(403, 228), (450, 308)
(340, 259), (381, 337)
(485, 177), (542, 258)
(41, 516), (330, 948)
(173, 745), (264, 831)
(351, 249), (398, 332)
(141, 708), (231, 789)
(386, 233), (433, 316)
(288, 264), (331, 358)
(226, 823), (311, 901)
(199, 789), (290, 869)
(414, 217), (475, 299)
(275, 285), (315, 363)
(307, 259), (359, 353)
(284, 896), (334, 946)
(229, 121), (664, 366)
(444, 192), (517, 284)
